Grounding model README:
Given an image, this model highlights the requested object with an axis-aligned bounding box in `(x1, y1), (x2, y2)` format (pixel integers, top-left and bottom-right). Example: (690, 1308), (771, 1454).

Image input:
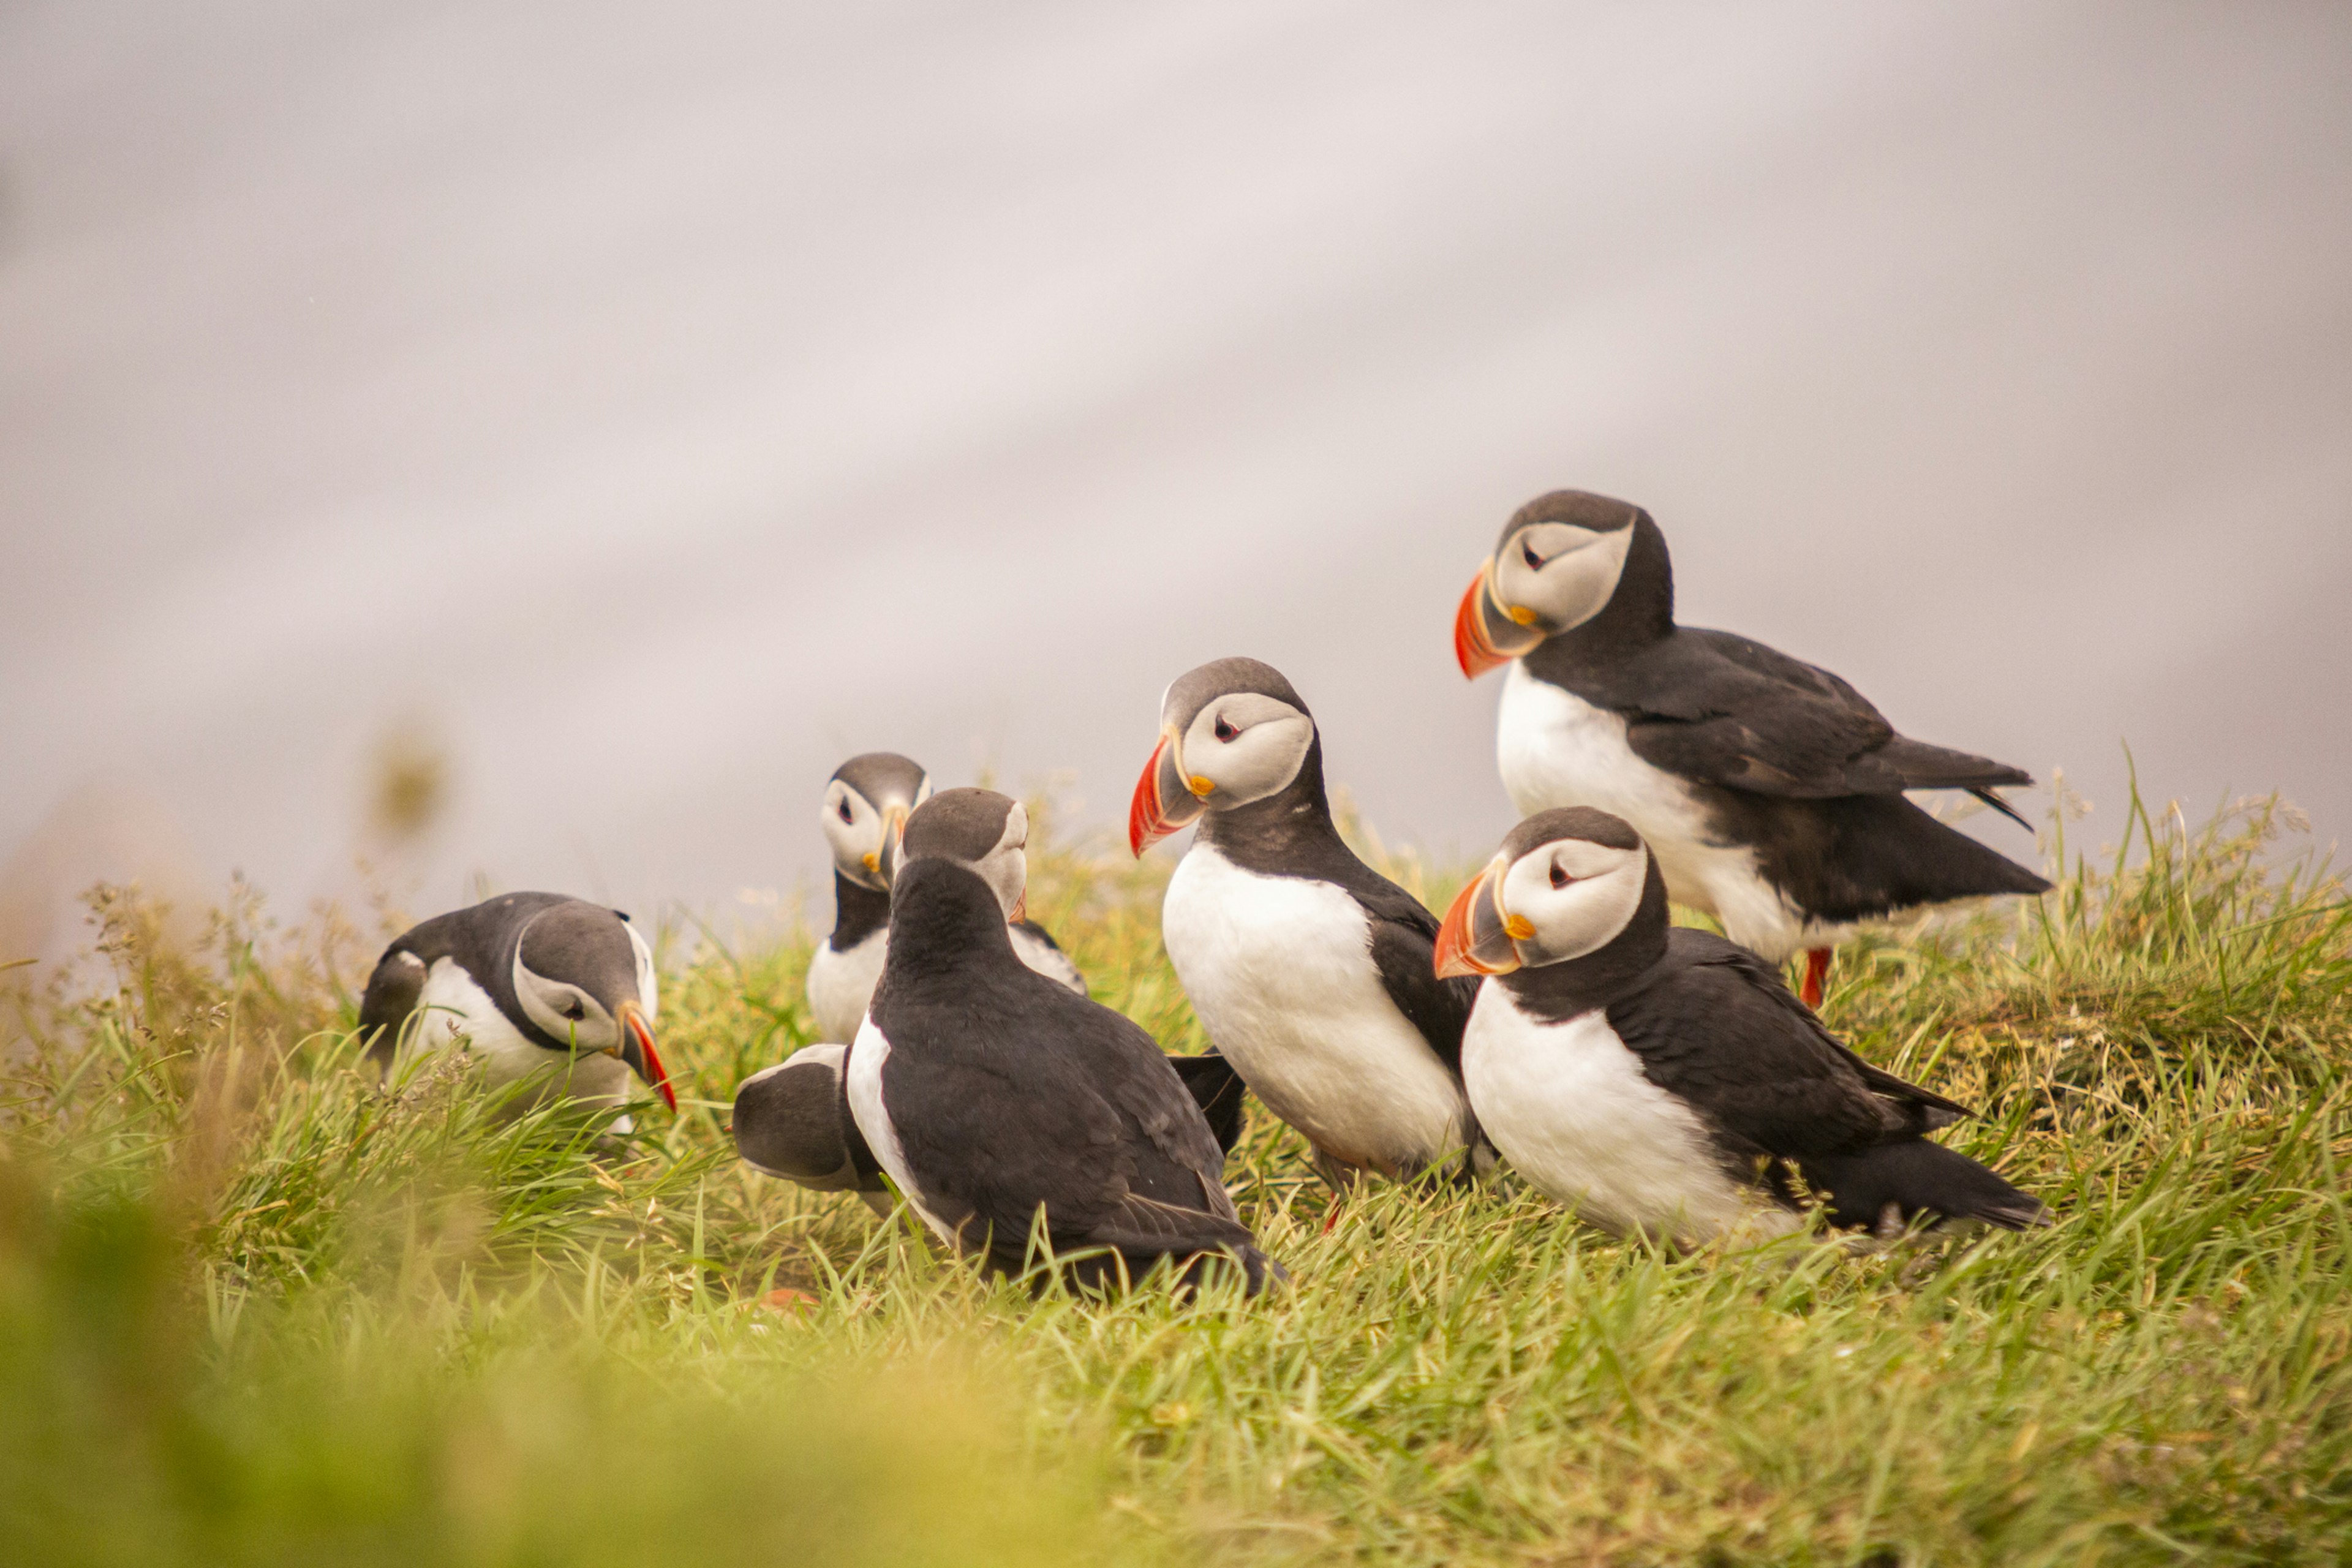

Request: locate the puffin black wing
(870, 864), (1270, 1288)
(1605, 930), (1924, 1163)
(1168, 1050), (1248, 1155)
(1604, 630), (2034, 815)
(1606, 929), (2042, 1229)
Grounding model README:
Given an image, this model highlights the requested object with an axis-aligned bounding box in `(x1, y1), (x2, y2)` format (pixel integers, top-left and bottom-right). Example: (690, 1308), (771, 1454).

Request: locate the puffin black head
(1128, 657), (1320, 854)
(1434, 807), (1667, 982)
(510, 902), (674, 1109)
(889, 787), (1032, 921)
(1455, 491), (1667, 677)
(823, 752), (935, 892)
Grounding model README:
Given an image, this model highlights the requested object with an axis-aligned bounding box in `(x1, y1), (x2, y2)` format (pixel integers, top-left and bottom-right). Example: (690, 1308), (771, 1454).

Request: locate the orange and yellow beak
(871, 802), (911, 885)
(1433, 856), (1528, 978)
(1129, 726), (1210, 855)
(1454, 557), (1547, 679)
(614, 1000), (676, 1110)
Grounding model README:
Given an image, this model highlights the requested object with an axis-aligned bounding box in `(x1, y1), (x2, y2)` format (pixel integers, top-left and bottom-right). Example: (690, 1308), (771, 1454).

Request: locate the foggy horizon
(4, 2), (2348, 955)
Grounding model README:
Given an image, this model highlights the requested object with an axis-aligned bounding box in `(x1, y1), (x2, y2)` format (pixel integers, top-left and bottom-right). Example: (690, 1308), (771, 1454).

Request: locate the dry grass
(1, 786), (2345, 1565)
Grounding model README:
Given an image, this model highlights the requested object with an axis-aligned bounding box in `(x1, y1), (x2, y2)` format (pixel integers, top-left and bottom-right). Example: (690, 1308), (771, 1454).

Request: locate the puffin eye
(838, 800), (854, 823)
(1522, 539), (1545, 571)
(1213, 715), (1239, 743)
(560, 998), (586, 1021)
(1550, 862), (1572, 890)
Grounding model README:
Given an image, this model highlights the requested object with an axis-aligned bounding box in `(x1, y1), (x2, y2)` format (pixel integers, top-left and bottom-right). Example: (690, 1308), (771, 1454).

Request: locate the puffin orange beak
(872, 802), (913, 885)
(1454, 559), (1545, 679)
(1434, 857), (1525, 978)
(1129, 727), (1207, 855)
(614, 1001), (676, 1110)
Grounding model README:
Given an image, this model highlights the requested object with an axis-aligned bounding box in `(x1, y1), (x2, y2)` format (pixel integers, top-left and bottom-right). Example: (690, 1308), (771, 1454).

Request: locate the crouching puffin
(358, 893), (675, 1118)
(808, 751), (1085, 1044)
(1131, 658), (1488, 1191)
(733, 1042), (892, 1216)
(1454, 490), (2049, 1006)
(734, 1041), (1248, 1213)
(1435, 807), (2046, 1244)
(844, 788), (1278, 1294)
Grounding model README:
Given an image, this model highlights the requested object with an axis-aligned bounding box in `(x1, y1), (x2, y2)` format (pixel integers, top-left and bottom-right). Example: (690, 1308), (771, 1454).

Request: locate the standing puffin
(1130, 658), (1487, 1190)
(1454, 490), (2049, 1006)
(1435, 807), (2046, 1244)
(358, 893), (674, 1118)
(809, 751), (1085, 1045)
(843, 789), (1278, 1294)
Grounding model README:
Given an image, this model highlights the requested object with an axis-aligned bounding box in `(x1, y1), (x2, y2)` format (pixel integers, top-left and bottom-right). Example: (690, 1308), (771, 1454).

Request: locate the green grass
(2, 786), (2346, 1565)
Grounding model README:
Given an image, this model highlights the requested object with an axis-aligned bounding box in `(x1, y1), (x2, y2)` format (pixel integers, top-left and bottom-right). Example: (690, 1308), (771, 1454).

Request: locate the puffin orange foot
(1800, 947), (1831, 1010)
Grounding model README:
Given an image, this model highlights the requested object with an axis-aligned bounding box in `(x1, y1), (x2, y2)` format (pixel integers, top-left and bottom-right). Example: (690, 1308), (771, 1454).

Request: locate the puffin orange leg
(1801, 947), (1832, 1010)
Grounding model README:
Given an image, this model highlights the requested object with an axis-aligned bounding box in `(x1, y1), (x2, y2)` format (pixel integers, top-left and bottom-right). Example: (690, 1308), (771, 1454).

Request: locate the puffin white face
(1130, 658), (1321, 853)
(1491, 836), (1648, 967)
(971, 799), (1031, 921)
(503, 904), (674, 1107)
(1436, 821), (1651, 978)
(513, 944), (624, 1051)
(1177, 692), (1315, 811)
(821, 773), (933, 891)
(1489, 520), (1635, 637)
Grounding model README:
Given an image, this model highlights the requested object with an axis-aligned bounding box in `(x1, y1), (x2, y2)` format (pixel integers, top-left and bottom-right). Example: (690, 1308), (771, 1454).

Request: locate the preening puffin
(808, 751), (1084, 1044)
(358, 892), (674, 1120)
(1131, 657), (1488, 1189)
(1455, 490), (2049, 1006)
(1436, 807), (2046, 1245)
(843, 788), (1279, 1294)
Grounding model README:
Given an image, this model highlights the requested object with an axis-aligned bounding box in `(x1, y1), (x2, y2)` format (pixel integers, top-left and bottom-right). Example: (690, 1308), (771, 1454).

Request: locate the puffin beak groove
(1434, 857), (1523, 978)
(1129, 727), (1207, 856)
(613, 1001), (677, 1110)
(1454, 557), (1545, 679)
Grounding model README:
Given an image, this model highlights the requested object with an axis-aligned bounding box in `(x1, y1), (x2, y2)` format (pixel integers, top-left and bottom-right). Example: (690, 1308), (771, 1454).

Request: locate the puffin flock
(360, 489), (2050, 1295)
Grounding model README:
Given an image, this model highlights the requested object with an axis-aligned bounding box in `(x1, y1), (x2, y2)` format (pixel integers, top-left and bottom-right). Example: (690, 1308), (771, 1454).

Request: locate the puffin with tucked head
(1436, 807), (2046, 1244)
(1131, 658), (1488, 1193)
(1455, 490), (2048, 1006)
(808, 751), (1083, 1045)
(741, 758), (1243, 1209)
(843, 789), (1278, 1294)
(358, 893), (674, 1121)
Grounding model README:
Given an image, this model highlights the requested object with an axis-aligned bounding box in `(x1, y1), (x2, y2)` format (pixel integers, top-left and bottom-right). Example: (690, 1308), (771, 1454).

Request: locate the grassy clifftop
(1, 792), (2346, 1566)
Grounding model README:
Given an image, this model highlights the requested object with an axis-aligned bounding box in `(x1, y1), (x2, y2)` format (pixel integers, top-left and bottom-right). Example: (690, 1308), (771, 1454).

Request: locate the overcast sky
(3, 1), (2348, 946)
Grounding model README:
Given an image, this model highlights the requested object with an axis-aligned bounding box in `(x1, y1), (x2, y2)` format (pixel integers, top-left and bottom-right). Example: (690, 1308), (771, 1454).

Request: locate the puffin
(732, 1042), (892, 1216)
(734, 1041), (1248, 1213)
(1454, 489), (2049, 1007)
(358, 892), (675, 1120)
(843, 788), (1279, 1294)
(1435, 806), (2046, 1244)
(807, 751), (1085, 1045)
(742, 758), (1245, 1208)
(1129, 657), (1488, 1191)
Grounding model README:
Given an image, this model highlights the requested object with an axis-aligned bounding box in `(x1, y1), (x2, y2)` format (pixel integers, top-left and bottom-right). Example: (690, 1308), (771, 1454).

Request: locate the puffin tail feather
(1800, 1138), (2048, 1233)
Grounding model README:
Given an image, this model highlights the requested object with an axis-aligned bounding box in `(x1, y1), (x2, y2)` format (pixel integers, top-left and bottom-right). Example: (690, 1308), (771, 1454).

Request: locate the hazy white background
(4, 1), (2348, 949)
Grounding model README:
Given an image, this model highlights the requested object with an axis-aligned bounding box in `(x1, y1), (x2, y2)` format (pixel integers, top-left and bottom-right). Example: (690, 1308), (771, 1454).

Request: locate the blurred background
(3, 1), (2348, 957)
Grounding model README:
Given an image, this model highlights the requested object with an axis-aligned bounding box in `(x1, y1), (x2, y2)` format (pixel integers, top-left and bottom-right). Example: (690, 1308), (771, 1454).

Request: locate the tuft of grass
(1, 783), (2346, 1564)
